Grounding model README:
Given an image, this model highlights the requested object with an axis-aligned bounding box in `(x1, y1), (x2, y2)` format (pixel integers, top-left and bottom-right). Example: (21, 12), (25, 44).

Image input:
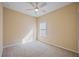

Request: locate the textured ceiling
(3, 2), (72, 17)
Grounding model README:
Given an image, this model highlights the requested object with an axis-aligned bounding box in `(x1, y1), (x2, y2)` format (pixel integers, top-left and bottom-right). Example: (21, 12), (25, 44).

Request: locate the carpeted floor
(2, 40), (78, 57)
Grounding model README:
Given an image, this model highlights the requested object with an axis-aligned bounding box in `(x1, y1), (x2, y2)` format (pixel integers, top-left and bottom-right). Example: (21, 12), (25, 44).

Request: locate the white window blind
(40, 21), (47, 37)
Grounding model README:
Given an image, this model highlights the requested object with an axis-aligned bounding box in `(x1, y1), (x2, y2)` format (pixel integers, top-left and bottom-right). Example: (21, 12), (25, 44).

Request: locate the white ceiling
(3, 2), (72, 17)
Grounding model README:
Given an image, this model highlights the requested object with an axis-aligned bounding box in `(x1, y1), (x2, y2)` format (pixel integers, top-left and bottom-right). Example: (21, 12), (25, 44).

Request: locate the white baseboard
(3, 42), (21, 48)
(39, 40), (78, 54)
(3, 40), (34, 48)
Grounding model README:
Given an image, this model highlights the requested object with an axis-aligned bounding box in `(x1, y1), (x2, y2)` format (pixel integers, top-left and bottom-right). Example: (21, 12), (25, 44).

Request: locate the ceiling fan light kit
(26, 2), (47, 15)
(35, 8), (39, 11)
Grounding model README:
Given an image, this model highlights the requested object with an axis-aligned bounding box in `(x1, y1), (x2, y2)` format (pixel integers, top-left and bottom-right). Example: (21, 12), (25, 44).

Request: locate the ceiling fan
(26, 2), (47, 16)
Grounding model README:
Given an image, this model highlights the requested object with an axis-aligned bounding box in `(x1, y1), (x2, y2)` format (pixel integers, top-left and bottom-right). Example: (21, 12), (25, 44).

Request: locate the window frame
(39, 21), (47, 37)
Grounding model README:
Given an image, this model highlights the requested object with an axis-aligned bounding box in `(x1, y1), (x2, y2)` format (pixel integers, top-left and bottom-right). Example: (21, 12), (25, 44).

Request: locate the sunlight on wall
(22, 29), (34, 44)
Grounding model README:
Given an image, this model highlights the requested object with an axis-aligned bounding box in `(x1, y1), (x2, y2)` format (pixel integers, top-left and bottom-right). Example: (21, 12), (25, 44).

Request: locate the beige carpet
(2, 40), (78, 57)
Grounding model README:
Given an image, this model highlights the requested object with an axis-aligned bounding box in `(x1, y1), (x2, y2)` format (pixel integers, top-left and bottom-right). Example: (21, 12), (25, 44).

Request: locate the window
(40, 21), (47, 37)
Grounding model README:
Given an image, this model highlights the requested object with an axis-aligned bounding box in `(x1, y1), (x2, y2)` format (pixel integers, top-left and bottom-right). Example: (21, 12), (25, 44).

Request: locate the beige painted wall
(0, 3), (3, 56)
(38, 3), (78, 53)
(3, 7), (36, 47)
(77, 2), (79, 55)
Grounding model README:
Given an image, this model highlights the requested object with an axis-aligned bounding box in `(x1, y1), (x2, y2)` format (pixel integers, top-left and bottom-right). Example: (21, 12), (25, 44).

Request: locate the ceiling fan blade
(29, 2), (35, 9)
(26, 9), (33, 10)
(42, 9), (46, 12)
(39, 2), (47, 8)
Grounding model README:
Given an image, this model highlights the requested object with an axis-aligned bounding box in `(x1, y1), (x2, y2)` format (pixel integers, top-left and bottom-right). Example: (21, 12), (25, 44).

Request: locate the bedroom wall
(3, 7), (36, 47)
(0, 3), (3, 56)
(77, 2), (79, 55)
(37, 3), (78, 53)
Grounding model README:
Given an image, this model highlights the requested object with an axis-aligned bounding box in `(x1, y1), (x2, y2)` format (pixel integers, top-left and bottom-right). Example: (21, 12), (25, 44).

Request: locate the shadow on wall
(22, 28), (34, 44)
